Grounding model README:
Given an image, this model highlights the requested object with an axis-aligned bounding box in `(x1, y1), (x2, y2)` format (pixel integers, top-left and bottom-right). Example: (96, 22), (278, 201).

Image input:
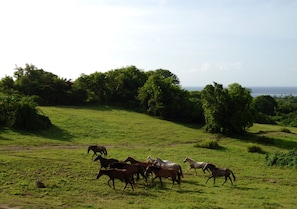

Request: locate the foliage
(247, 144), (266, 154)
(265, 149), (297, 168)
(253, 95), (277, 116)
(201, 82), (254, 134)
(0, 95), (51, 130)
(194, 139), (220, 149)
(137, 73), (202, 122)
(12, 64), (87, 105)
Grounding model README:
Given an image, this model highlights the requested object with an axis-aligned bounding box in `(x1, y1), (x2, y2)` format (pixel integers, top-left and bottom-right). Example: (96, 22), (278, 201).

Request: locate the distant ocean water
(184, 86), (297, 97)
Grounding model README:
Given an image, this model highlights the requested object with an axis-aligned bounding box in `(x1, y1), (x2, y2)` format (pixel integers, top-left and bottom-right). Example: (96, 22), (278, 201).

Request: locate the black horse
(87, 145), (107, 158)
(203, 163), (236, 185)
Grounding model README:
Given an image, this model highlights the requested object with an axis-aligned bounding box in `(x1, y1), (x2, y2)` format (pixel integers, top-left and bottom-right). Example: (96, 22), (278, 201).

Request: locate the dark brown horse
(109, 162), (147, 182)
(124, 156), (153, 167)
(145, 165), (181, 188)
(203, 163), (236, 185)
(96, 169), (135, 190)
(88, 145), (107, 158)
(93, 155), (119, 169)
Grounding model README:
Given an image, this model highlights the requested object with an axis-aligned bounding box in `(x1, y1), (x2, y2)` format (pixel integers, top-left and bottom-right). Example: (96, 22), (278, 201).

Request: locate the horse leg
(107, 178), (113, 188)
(222, 176), (228, 185)
(184, 167), (191, 174)
(228, 176), (233, 185)
(159, 177), (163, 187)
(195, 168), (198, 176)
(205, 176), (212, 184)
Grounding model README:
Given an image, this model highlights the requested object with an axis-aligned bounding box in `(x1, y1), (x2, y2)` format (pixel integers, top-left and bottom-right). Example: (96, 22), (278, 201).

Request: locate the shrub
(280, 128), (291, 133)
(265, 149), (297, 168)
(247, 145), (266, 154)
(194, 139), (220, 149)
(0, 95), (51, 130)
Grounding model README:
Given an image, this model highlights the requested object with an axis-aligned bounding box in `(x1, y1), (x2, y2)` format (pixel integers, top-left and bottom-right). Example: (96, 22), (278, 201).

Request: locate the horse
(87, 145), (107, 158)
(183, 157), (209, 176)
(145, 165), (181, 188)
(109, 162), (147, 182)
(146, 156), (171, 164)
(93, 155), (119, 169)
(203, 163), (236, 185)
(96, 169), (135, 190)
(124, 156), (152, 168)
(154, 158), (183, 178)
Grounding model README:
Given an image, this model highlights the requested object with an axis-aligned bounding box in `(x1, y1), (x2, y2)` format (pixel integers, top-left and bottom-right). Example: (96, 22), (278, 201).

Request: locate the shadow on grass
(14, 125), (74, 141)
(233, 131), (297, 150)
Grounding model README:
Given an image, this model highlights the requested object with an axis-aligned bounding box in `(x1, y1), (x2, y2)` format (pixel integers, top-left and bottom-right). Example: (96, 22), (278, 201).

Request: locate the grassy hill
(0, 105), (296, 209)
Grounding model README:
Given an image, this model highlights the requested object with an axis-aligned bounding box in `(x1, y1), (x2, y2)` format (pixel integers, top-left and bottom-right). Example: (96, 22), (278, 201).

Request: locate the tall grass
(0, 105), (297, 209)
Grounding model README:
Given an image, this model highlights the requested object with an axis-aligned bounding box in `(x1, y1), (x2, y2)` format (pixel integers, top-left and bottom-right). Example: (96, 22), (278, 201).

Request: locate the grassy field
(0, 105), (296, 209)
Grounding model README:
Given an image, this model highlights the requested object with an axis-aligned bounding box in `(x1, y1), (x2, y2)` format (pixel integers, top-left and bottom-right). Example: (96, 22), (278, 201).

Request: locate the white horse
(154, 158), (183, 178)
(146, 156), (171, 164)
(183, 157), (209, 176)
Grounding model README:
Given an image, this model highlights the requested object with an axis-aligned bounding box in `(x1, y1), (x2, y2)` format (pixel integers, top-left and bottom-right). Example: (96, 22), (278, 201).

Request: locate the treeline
(1, 64), (297, 132)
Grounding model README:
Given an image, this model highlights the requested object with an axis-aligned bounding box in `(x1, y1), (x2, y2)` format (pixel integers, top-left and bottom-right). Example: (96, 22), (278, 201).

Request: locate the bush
(280, 128), (291, 133)
(265, 149), (297, 168)
(0, 95), (51, 130)
(247, 145), (266, 154)
(194, 139), (220, 149)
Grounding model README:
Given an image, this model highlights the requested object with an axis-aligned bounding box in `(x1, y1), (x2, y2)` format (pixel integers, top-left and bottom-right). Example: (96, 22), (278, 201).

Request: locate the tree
(253, 95), (277, 116)
(201, 82), (254, 134)
(12, 64), (85, 105)
(105, 66), (147, 107)
(137, 72), (195, 121)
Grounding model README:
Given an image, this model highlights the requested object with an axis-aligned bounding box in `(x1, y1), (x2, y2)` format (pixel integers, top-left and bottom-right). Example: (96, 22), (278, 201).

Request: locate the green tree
(105, 66), (147, 107)
(253, 95), (277, 116)
(137, 72), (195, 121)
(201, 82), (253, 134)
(13, 64), (84, 105)
(74, 72), (109, 103)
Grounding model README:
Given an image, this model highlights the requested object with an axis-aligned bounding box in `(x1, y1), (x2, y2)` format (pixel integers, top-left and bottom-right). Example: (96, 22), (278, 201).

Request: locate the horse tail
(179, 165), (183, 178)
(104, 147), (108, 156)
(230, 169), (236, 181)
(177, 171), (181, 184)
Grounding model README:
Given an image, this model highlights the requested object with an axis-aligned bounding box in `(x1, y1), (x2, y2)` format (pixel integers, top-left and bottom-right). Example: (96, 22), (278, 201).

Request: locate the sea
(184, 86), (297, 97)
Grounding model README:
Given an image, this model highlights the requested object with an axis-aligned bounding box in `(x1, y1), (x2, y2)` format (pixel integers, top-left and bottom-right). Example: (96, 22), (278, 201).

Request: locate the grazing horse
(109, 162), (147, 182)
(96, 169), (135, 190)
(203, 163), (236, 185)
(183, 157), (209, 176)
(93, 155), (119, 169)
(154, 158), (183, 178)
(87, 145), (107, 158)
(145, 165), (181, 188)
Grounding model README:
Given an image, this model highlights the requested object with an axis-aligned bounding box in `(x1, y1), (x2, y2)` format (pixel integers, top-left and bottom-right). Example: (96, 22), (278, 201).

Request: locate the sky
(0, 0), (297, 87)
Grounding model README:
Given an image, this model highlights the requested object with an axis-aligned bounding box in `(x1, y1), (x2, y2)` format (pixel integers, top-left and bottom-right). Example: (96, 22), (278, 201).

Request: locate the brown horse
(124, 156), (152, 167)
(88, 145), (107, 158)
(203, 163), (236, 185)
(96, 169), (135, 190)
(109, 162), (147, 182)
(93, 155), (119, 169)
(145, 165), (181, 188)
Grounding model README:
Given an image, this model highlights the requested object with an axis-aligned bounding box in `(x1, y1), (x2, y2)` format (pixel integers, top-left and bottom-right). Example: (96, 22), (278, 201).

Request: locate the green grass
(0, 105), (297, 209)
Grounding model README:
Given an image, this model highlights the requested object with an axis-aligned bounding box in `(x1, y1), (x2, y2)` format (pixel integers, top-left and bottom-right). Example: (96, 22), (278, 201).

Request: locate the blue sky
(0, 0), (296, 87)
